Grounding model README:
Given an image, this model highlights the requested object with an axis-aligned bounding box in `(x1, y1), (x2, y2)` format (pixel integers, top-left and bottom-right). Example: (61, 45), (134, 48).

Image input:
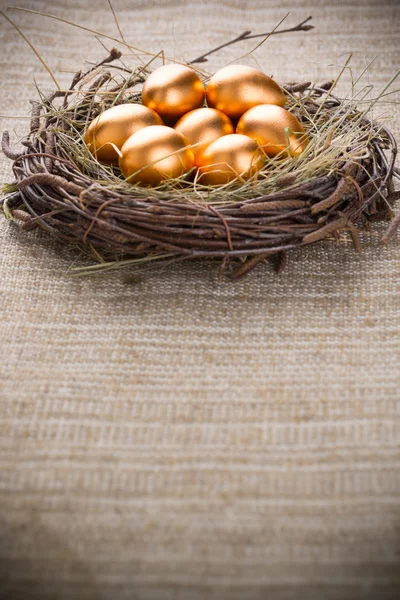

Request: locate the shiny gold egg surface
(196, 133), (265, 186)
(236, 104), (309, 157)
(142, 64), (205, 120)
(174, 108), (234, 164)
(119, 125), (194, 186)
(206, 65), (286, 120)
(84, 103), (163, 164)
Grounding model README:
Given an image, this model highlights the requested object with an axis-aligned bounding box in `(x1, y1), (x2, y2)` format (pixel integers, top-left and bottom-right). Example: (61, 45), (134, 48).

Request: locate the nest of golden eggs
(2, 49), (398, 279)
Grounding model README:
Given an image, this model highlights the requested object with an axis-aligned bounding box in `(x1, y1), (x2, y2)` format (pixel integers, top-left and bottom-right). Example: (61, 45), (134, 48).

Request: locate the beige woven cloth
(0, 1), (399, 599)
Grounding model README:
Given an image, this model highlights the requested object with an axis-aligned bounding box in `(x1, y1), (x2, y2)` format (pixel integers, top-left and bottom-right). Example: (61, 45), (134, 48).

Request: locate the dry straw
(1, 12), (399, 280)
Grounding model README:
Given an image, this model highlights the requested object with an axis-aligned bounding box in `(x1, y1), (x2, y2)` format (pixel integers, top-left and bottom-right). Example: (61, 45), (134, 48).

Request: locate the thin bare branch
(190, 16), (313, 64)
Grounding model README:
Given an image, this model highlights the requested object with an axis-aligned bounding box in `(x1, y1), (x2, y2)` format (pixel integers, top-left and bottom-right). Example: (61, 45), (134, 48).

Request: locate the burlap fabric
(0, 1), (399, 599)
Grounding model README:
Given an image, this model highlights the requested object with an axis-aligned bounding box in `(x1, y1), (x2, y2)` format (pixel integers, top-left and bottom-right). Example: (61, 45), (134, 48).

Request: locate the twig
(269, 250), (287, 274)
(302, 216), (349, 244)
(190, 16), (314, 64)
(381, 211), (400, 245)
(232, 254), (268, 280)
(2, 131), (22, 160)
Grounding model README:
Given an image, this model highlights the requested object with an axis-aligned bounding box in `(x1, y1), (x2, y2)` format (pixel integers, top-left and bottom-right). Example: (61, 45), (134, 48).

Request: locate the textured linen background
(0, 1), (399, 599)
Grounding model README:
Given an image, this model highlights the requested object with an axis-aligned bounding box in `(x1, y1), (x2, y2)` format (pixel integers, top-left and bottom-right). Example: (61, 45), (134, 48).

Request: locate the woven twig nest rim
(1, 48), (399, 280)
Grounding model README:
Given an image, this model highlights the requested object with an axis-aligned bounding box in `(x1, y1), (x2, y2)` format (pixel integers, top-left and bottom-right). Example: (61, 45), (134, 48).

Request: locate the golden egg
(174, 108), (234, 164)
(119, 125), (194, 186)
(206, 65), (286, 120)
(196, 134), (265, 186)
(142, 64), (205, 120)
(84, 103), (163, 164)
(236, 104), (309, 157)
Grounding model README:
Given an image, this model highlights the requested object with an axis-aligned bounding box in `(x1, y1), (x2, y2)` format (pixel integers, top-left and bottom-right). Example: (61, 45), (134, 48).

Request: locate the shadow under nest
(1, 49), (399, 281)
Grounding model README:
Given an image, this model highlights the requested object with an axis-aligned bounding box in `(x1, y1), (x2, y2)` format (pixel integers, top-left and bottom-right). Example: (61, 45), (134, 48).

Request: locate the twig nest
(2, 50), (397, 281)
(84, 103), (163, 163)
(142, 64), (205, 120)
(196, 134), (265, 185)
(174, 108), (234, 164)
(237, 104), (309, 157)
(119, 125), (194, 185)
(206, 65), (286, 119)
